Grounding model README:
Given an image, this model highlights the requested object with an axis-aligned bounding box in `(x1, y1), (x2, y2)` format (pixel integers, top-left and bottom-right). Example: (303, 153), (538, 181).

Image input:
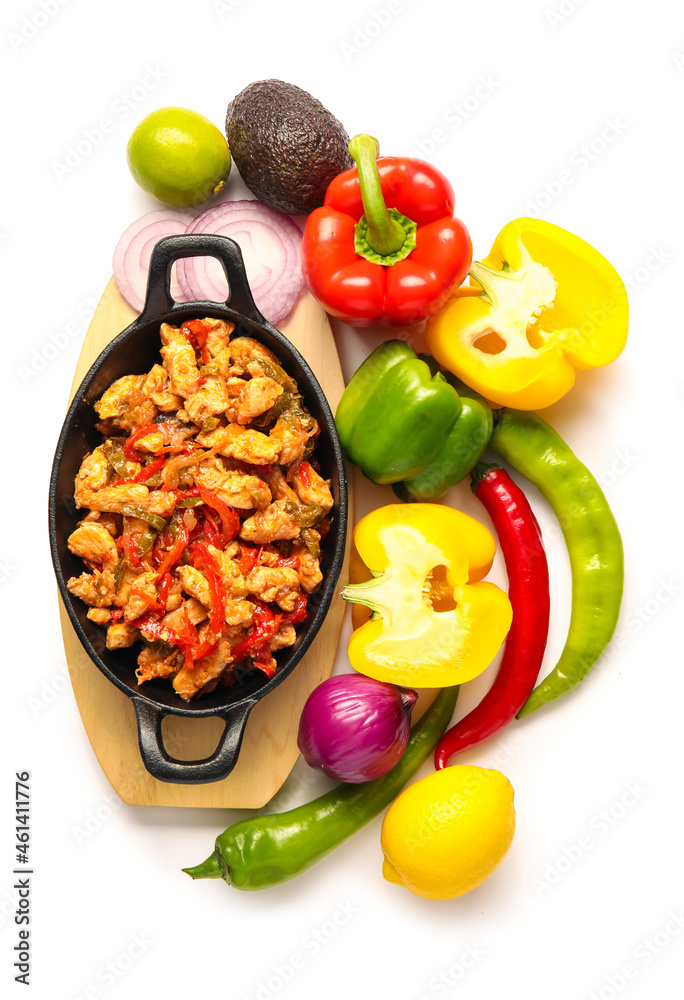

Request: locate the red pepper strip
(155, 522), (190, 580)
(110, 608), (124, 623)
(120, 530), (142, 570)
(201, 508), (222, 549)
(230, 600), (280, 664)
(188, 541), (228, 662)
(123, 423), (164, 461)
(158, 572), (173, 610)
(296, 461), (312, 488)
(434, 463), (550, 769)
(253, 645), (276, 678)
(238, 544), (263, 577)
(180, 319), (211, 364)
(116, 454), (167, 487)
(280, 591), (308, 626)
(179, 486), (240, 548)
(273, 555), (300, 571)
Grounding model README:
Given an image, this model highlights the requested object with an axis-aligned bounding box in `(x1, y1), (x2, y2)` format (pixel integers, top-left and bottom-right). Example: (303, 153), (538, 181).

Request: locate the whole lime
(127, 107), (231, 207)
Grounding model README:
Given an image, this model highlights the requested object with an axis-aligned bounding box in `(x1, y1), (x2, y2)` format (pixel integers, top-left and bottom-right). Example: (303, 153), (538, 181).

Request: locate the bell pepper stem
(468, 260), (520, 306)
(349, 134), (407, 257)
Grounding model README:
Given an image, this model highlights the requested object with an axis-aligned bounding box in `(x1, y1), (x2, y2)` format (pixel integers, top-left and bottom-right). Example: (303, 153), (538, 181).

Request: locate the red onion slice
(113, 209), (197, 312)
(176, 200), (304, 325)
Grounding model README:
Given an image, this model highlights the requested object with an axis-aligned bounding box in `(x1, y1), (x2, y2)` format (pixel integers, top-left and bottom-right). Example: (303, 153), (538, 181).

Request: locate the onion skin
(297, 675), (418, 783)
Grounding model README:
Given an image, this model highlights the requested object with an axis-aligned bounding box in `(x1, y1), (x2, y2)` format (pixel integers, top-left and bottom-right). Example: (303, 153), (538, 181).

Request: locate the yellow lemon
(127, 106), (231, 207)
(380, 765), (515, 900)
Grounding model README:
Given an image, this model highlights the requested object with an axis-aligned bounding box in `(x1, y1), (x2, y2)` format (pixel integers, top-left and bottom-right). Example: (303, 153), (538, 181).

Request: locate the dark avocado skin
(225, 79), (353, 216)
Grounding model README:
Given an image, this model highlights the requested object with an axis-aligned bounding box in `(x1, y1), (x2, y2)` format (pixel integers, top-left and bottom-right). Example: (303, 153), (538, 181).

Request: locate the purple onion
(297, 674), (419, 783)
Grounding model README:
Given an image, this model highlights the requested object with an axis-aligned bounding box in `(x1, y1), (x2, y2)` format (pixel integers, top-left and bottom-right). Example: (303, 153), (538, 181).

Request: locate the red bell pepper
(301, 134), (472, 327)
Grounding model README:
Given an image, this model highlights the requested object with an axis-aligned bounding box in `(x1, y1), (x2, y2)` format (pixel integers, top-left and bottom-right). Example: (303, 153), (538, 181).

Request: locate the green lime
(126, 106), (231, 207)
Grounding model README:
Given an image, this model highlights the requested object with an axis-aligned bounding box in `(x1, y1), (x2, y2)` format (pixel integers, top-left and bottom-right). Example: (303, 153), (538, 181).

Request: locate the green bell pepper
(394, 361), (493, 502)
(336, 341), (492, 497)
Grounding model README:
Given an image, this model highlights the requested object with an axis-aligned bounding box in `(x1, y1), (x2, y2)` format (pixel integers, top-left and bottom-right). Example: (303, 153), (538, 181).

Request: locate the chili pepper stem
(182, 849), (223, 880)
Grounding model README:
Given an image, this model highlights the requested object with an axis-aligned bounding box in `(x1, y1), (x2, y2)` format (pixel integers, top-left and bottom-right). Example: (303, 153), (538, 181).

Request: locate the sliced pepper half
(425, 217), (629, 409)
(342, 504), (512, 687)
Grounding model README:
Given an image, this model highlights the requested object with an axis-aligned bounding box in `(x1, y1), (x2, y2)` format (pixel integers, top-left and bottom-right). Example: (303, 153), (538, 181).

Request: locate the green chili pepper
(182, 686), (459, 891)
(489, 408), (624, 716)
(113, 554), (126, 592)
(176, 496), (204, 509)
(120, 506), (168, 532)
(201, 416), (220, 433)
(136, 528), (157, 557)
(257, 358), (297, 395)
(199, 364), (220, 377)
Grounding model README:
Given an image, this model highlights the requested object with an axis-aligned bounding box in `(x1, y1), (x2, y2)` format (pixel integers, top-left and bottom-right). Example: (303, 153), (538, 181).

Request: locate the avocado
(225, 79), (353, 215)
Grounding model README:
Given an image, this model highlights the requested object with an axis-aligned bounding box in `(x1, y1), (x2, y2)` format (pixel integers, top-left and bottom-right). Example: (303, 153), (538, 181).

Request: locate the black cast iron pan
(49, 234), (348, 785)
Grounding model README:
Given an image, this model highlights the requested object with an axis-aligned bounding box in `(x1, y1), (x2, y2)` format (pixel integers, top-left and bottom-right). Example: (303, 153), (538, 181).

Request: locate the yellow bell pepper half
(341, 504), (512, 688)
(425, 217), (629, 409)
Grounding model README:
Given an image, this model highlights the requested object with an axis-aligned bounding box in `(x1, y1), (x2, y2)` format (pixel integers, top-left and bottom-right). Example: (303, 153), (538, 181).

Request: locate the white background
(2, 1), (684, 998)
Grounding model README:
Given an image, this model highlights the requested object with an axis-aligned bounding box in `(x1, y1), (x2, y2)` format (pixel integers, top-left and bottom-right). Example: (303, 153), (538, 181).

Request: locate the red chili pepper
(158, 571), (173, 610)
(301, 134), (471, 327)
(120, 530), (142, 569)
(434, 463), (550, 768)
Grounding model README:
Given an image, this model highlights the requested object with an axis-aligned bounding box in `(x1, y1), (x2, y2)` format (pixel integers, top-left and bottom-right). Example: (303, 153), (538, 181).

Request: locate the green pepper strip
(182, 687), (458, 891)
(489, 408), (624, 716)
(120, 506), (168, 532)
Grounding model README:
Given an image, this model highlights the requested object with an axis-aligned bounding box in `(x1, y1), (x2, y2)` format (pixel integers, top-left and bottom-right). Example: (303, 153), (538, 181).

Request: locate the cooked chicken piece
(195, 456), (271, 510)
(208, 347), (232, 378)
(68, 522), (118, 566)
(165, 576), (184, 613)
(160, 322), (201, 397)
(224, 598), (255, 627)
(112, 563), (138, 609)
(235, 377), (283, 425)
(204, 318), (235, 358)
(83, 485), (176, 518)
(136, 645), (182, 684)
(291, 461), (333, 513)
(106, 622), (139, 649)
(74, 447), (111, 506)
(133, 430), (165, 454)
(246, 566), (300, 611)
(270, 406), (318, 466)
(94, 374), (157, 432)
(229, 336), (280, 373)
(217, 424), (281, 465)
(82, 510), (120, 536)
(270, 624), (297, 651)
(291, 542), (323, 594)
(67, 567), (116, 608)
(184, 376), (230, 425)
(173, 634), (233, 701)
(206, 544), (249, 598)
(163, 597), (208, 630)
(124, 570), (158, 622)
(176, 564), (212, 609)
(142, 364), (184, 412)
(262, 465), (298, 503)
(240, 500), (301, 543)
(86, 607), (112, 625)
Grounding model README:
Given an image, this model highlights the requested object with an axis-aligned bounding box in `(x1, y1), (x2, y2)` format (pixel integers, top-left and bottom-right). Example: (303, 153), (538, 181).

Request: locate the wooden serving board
(57, 281), (351, 808)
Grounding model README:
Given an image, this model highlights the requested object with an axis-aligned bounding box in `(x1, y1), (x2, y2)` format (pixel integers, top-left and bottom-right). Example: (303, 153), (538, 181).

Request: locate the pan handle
(139, 233), (266, 325)
(131, 696), (257, 784)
